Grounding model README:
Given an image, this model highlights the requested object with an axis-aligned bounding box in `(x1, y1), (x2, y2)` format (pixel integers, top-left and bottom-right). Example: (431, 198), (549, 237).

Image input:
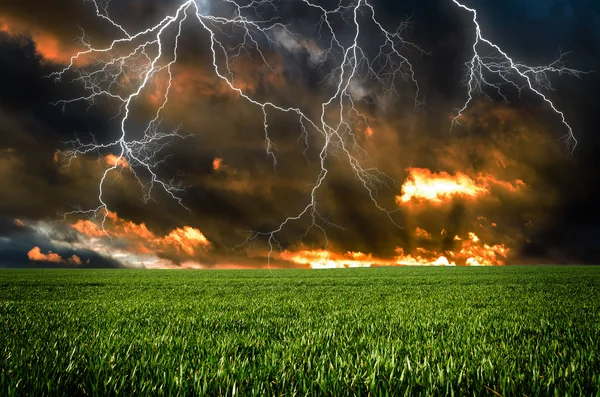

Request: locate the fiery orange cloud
(69, 211), (211, 265)
(415, 227), (432, 239)
(31, 33), (71, 64)
(397, 168), (487, 204)
(105, 154), (129, 168)
(14, 219), (25, 227)
(158, 226), (210, 256)
(485, 176), (526, 192)
(396, 168), (525, 205)
(122, 221), (154, 241)
(455, 232), (508, 266)
(281, 229), (508, 268)
(72, 219), (106, 237)
(27, 247), (82, 265)
(280, 249), (377, 269)
(0, 17), (84, 65)
(105, 210), (118, 222)
(27, 246), (62, 263)
(68, 255), (82, 265)
(69, 208), (508, 267)
(394, 248), (456, 266)
(212, 157), (223, 171)
(365, 127), (374, 137)
(280, 248), (459, 268)
(395, 231), (507, 266)
(72, 212), (154, 242)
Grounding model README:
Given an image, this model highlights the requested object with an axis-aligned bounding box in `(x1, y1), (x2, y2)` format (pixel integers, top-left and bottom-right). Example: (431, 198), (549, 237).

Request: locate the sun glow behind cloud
(279, 229), (508, 268)
(396, 168), (525, 204)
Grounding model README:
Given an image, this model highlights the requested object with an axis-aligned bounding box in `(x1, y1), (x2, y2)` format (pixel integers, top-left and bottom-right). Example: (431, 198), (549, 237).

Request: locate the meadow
(1, 266), (599, 396)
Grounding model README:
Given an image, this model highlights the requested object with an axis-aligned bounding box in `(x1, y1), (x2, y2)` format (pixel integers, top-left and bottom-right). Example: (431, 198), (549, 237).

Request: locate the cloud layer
(0, 0), (599, 267)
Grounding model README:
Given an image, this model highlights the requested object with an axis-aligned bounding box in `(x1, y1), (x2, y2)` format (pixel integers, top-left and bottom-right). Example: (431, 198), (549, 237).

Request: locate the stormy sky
(0, 0), (599, 268)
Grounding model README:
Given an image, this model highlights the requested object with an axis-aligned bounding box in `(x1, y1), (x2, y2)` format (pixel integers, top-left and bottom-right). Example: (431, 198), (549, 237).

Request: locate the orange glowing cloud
(157, 226), (210, 256)
(280, 249), (378, 269)
(394, 248), (456, 266)
(147, 67), (234, 107)
(212, 157), (223, 171)
(397, 168), (487, 204)
(31, 33), (72, 64)
(105, 154), (129, 168)
(144, 51), (286, 113)
(0, 17), (83, 64)
(278, 248), (454, 268)
(395, 231), (508, 266)
(396, 168), (525, 205)
(72, 212), (154, 242)
(123, 221), (154, 241)
(27, 247), (82, 265)
(14, 219), (25, 227)
(148, 58), (283, 108)
(415, 227), (432, 239)
(72, 219), (106, 237)
(69, 210), (211, 264)
(68, 255), (83, 265)
(27, 246), (62, 263)
(365, 127), (374, 137)
(280, 228), (509, 269)
(455, 232), (508, 266)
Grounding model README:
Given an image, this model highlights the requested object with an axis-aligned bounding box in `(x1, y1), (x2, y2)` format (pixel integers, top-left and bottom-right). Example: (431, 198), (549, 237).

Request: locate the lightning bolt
(450, 0), (587, 153)
(52, 0), (584, 265)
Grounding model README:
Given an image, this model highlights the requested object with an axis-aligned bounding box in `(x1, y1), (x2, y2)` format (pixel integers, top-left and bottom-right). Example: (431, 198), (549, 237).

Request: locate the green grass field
(1, 267), (599, 396)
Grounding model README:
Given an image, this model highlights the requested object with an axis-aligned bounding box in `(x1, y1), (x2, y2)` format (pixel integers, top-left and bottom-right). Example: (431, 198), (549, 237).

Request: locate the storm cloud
(0, 0), (599, 268)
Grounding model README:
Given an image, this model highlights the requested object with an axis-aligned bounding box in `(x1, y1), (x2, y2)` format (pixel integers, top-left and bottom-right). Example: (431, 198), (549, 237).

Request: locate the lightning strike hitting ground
(52, 0), (583, 264)
(450, 0), (586, 153)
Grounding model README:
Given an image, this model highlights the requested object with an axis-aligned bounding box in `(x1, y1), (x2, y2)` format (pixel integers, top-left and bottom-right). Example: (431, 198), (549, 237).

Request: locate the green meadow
(1, 267), (599, 396)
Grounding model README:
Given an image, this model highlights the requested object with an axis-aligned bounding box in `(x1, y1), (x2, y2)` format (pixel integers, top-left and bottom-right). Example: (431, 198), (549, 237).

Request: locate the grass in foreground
(1, 266), (599, 396)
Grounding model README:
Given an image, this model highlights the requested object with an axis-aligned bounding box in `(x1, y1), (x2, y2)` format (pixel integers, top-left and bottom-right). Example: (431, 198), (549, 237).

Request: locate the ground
(1, 266), (599, 396)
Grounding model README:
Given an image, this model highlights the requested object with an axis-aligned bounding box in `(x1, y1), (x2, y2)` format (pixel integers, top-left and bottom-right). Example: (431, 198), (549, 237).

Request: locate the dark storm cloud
(0, 0), (191, 48)
(0, 217), (27, 238)
(0, 30), (208, 231)
(0, 218), (123, 268)
(0, 0), (599, 266)
(0, 33), (121, 217)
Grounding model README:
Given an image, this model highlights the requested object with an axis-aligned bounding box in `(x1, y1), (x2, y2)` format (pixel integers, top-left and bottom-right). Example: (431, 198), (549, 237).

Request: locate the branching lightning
(450, 0), (587, 153)
(52, 0), (584, 264)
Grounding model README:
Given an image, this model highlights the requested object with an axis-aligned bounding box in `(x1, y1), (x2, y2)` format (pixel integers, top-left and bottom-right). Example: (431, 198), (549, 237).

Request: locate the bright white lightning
(52, 0), (583, 264)
(51, 0), (426, 262)
(451, 0), (587, 153)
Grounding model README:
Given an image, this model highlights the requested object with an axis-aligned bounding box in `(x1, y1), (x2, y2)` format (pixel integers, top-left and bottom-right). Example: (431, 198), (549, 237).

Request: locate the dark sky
(0, 0), (599, 268)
